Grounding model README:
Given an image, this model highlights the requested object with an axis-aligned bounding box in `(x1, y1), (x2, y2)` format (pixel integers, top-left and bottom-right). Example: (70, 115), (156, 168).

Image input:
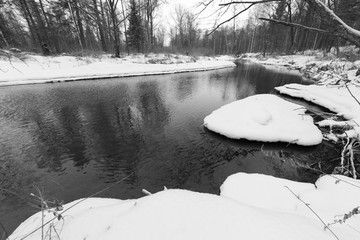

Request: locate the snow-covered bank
(276, 84), (360, 141)
(9, 173), (360, 240)
(276, 84), (360, 120)
(240, 52), (360, 85)
(240, 51), (360, 142)
(203, 94), (322, 146)
(0, 52), (235, 87)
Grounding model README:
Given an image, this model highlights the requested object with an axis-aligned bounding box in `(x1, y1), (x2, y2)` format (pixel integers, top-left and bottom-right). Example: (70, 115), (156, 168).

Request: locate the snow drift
(203, 94), (323, 146)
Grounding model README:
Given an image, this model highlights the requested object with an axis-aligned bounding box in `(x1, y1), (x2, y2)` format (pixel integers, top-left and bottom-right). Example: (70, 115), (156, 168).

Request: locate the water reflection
(0, 65), (338, 234)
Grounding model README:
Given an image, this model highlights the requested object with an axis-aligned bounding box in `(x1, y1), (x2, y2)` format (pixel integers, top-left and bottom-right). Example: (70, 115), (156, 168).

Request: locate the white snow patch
(276, 84), (360, 120)
(221, 173), (360, 240)
(9, 173), (360, 240)
(0, 53), (235, 87)
(203, 94), (323, 146)
(276, 84), (360, 140)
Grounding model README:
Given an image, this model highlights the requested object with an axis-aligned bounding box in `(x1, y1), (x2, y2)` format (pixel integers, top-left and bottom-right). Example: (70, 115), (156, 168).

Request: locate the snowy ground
(0, 51), (235, 87)
(9, 173), (360, 240)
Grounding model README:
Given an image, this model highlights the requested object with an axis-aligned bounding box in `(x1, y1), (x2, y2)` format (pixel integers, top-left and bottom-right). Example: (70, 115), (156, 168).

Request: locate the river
(0, 62), (340, 234)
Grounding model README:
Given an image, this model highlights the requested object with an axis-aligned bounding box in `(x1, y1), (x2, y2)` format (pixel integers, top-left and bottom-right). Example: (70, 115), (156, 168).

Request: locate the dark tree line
(1, 0), (359, 56)
(169, 0), (360, 55)
(0, 0), (166, 56)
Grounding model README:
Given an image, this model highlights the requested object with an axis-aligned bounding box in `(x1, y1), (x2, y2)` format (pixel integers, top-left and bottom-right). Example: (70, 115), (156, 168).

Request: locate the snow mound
(203, 94), (323, 146)
(221, 173), (315, 212)
(221, 173), (360, 240)
(11, 189), (335, 240)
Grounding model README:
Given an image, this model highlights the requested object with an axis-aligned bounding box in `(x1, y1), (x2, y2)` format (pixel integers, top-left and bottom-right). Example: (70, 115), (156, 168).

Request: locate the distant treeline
(0, 0), (359, 56)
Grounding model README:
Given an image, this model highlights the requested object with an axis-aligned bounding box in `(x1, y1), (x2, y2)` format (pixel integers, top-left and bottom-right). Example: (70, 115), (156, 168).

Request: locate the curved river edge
(0, 59), (236, 87)
(239, 54), (360, 178)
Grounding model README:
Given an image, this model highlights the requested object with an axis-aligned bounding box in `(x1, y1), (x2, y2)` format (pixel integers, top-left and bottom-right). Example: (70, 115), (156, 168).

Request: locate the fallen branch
(285, 186), (340, 240)
(259, 18), (333, 34)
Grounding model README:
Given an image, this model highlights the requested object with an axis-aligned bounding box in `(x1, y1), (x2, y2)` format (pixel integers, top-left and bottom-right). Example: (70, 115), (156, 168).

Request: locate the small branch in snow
(294, 160), (360, 189)
(345, 84), (360, 107)
(284, 186), (340, 240)
(142, 189), (152, 195)
(19, 173), (134, 240)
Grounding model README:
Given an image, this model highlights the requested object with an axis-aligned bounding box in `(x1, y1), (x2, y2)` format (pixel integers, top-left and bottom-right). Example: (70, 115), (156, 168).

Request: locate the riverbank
(0, 51), (235, 87)
(239, 50), (360, 85)
(240, 49), (360, 177)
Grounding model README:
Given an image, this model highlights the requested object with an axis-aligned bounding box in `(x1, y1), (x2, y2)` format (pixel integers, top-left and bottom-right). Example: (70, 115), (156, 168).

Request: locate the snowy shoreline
(241, 52), (360, 142)
(9, 173), (360, 240)
(0, 53), (236, 87)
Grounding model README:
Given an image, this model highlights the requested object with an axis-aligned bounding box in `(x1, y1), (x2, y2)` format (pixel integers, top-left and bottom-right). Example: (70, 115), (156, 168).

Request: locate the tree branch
(219, 0), (282, 6)
(208, 3), (254, 35)
(259, 17), (331, 34)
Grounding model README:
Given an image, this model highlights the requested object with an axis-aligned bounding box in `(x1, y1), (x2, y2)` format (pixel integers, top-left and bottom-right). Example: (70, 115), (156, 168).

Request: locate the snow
(9, 173), (360, 240)
(0, 53), (235, 87)
(276, 84), (360, 140)
(240, 51), (360, 142)
(203, 94), (323, 146)
(276, 84), (360, 120)
(221, 173), (360, 240)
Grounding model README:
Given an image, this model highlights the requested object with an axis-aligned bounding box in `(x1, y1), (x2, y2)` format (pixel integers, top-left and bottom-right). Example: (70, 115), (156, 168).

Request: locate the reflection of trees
(234, 62), (304, 96)
(206, 63), (304, 101)
(175, 75), (196, 101)
(0, 79), (172, 187)
(136, 81), (170, 131)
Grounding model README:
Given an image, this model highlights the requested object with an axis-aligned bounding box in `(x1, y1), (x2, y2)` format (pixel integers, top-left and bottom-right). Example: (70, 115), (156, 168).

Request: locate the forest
(0, 0), (359, 57)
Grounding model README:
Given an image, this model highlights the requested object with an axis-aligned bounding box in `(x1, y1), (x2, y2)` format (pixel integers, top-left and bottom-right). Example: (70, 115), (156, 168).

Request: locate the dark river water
(0, 63), (340, 234)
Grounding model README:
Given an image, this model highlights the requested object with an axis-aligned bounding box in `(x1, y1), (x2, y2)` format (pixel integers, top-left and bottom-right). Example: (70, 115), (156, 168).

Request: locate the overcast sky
(161, 0), (250, 32)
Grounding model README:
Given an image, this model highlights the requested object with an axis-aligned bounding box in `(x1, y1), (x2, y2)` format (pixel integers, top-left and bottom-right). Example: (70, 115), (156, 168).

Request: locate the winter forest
(1, 0), (359, 57)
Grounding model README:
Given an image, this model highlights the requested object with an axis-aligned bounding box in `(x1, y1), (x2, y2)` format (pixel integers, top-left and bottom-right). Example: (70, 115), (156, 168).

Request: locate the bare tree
(200, 0), (360, 47)
(92, 0), (108, 51)
(106, 0), (121, 57)
(170, 5), (199, 52)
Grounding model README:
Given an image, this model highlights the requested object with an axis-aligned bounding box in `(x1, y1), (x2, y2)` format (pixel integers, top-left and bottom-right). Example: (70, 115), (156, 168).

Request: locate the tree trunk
(112, 16), (120, 57)
(73, 0), (87, 49)
(29, 0), (52, 52)
(106, 0), (120, 57)
(120, 0), (129, 54)
(67, 0), (83, 49)
(93, 0), (107, 51)
(287, 0), (294, 53)
(38, 0), (60, 53)
(19, 0), (41, 49)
